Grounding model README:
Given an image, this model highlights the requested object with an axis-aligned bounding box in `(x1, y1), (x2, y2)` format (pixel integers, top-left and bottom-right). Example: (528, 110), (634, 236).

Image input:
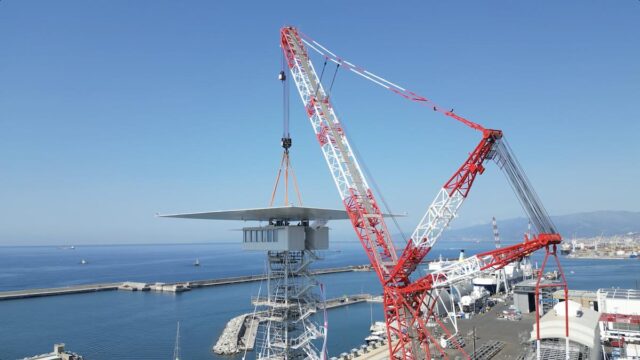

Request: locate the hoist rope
(314, 58), (328, 98)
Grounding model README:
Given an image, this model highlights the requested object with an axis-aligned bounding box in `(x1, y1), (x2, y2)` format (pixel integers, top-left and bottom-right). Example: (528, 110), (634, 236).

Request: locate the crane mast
(281, 26), (567, 360)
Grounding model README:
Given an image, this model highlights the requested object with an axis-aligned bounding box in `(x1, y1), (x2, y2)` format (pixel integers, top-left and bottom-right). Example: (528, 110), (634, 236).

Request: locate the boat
(460, 288), (490, 313)
(472, 260), (526, 294)
(544, 270), (559, 280)
(369, 321), (386, 334)
(80, 259), (88, 265)
(428, 254), (452, 271)
(560, 242), (572, 255)
(194, 258), (200, 266)
(173, 321), (181, 360)
(364, 334), (384, 343)
(472, 274), (500, 294)
(365, 321), (388, 343)
(428, 250), (465, 272)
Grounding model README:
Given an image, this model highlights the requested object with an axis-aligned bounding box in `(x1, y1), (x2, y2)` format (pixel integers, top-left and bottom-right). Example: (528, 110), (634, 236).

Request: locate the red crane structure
(280, 26), (569, 359)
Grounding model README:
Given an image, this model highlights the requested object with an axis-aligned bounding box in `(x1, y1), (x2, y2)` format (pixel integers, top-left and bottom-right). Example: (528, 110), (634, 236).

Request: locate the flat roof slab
(158, 205), (351, 221)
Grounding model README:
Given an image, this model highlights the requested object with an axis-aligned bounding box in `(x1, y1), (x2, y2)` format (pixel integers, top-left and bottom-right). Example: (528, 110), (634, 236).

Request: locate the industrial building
(597, 288), (640, 316)
(553, 289), (599, 311)
(513, 279), (566, 314)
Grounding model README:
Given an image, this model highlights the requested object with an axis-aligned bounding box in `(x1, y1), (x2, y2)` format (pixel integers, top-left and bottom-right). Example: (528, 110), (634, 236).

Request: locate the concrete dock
(323, 293), (381, 308)
(449, 301), (534, 359)
(333, 299), (532, 360)
(189, 264), (372, 288)
(0, 264), (371, 301)
(341, 340), (391, 360)
(251, 293), (377, 309)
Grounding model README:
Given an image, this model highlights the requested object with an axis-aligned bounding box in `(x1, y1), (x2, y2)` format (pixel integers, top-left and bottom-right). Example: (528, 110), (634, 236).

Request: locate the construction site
(3, 1), (640, 359)
(155, 26), (639, 360)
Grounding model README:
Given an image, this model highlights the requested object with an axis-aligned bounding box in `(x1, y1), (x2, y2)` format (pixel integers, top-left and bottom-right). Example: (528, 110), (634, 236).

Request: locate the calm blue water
(0, 242), (638, 359)
(0, 242), (371, 291)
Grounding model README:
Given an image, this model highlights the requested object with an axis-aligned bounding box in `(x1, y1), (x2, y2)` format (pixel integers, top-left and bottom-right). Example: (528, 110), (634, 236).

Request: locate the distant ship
(473, 262), (523, 294)
(193, 258), (200, 267)
(365, 321), (387, 343)
(560, 242), (572, 255)
(428, 250), (465, 272)
(472, 258), (532, 294)
(80, 259), (88, 265)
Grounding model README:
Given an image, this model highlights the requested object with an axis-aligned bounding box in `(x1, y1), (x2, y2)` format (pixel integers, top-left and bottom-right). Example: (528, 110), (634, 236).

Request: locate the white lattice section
(411, 187), (465, 248)
(430, 251), (512, 289)
(431, 255), (483, 288)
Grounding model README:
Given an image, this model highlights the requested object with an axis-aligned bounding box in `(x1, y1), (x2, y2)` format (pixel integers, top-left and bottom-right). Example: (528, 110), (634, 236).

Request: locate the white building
(531, 300), (601, 360)
(597, 288), (640, 317)
(597, 288), (640, 358)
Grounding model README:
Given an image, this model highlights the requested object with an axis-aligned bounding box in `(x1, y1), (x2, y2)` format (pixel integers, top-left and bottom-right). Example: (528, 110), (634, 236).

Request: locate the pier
(189, 264), (371, 288)
(0, 264), (372, 301)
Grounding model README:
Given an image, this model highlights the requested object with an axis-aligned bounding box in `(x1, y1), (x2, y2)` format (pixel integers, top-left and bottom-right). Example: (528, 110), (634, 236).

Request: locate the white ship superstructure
(428, 250), (465, 272)
(472, 257), (533, 294)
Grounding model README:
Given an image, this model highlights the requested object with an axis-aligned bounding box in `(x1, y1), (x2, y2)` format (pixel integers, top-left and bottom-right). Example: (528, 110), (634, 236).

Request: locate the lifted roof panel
(158, 206), (351, 222)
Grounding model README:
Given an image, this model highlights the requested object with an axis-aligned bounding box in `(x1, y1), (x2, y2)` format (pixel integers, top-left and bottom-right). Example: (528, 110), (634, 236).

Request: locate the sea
(0, 241), (638, 360)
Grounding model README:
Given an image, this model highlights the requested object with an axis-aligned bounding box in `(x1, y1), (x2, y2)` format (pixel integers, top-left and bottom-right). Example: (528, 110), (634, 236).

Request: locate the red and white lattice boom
(280, 26), (569, 360)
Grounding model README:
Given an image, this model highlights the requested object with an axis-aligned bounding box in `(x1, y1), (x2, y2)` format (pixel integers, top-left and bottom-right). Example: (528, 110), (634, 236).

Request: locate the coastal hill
(441, 211), (640, 242)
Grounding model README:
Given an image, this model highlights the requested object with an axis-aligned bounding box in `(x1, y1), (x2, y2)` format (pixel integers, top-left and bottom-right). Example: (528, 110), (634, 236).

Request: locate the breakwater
(0, 264), (372, 301)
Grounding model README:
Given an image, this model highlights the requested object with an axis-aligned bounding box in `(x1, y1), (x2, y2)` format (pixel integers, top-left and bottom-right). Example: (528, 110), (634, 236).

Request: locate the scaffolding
(256, 250), (325, 360)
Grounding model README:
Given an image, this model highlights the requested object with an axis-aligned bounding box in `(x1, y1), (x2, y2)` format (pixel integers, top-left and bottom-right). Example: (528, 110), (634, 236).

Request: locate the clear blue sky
(1, 1), (638, 245)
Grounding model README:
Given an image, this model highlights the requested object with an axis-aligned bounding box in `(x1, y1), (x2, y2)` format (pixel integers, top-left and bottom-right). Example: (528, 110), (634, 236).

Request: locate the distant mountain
(441, 211), (640, 242)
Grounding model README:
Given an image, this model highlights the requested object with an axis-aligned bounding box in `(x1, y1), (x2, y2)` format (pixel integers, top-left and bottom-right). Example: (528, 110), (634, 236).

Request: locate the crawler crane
(280, 27), (569, 360)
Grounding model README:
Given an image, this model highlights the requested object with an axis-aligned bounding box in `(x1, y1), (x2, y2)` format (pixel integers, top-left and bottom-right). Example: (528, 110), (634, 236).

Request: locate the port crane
(280, 26), (569, 359)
